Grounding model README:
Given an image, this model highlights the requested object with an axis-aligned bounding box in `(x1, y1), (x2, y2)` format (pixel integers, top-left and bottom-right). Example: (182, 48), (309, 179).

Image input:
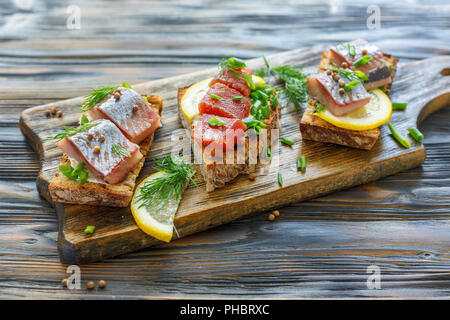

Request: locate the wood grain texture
(1, 0), (450, 299)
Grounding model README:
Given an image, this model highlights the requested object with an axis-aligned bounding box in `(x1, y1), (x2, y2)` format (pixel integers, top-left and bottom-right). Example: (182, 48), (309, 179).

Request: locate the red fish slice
(86, 87), (161, 144)
(210, 67), (253, 97)
(199, 83), (251, 119)
(192, 114), (247, 151)
(56, 119), (143, 185)
(307, 72), (371, 117)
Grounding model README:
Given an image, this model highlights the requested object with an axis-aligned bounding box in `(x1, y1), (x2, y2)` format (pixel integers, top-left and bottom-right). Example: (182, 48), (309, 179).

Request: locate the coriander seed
(98, 280), (107, 289)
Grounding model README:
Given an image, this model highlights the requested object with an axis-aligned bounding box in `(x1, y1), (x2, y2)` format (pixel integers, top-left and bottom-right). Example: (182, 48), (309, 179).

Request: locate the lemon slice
(180, 75), (265, 123)
(314, 89), (392, 131)
(130, 172), (183, 242)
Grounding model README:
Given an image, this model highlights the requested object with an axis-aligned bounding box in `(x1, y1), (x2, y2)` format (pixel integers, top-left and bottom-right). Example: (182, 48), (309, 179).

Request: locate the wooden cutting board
(19, 44), (450, 264)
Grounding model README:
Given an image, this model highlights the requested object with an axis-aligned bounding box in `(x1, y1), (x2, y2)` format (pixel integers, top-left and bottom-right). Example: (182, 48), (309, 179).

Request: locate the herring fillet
(306, 72), (371, 117)
(87, 87), (161, 144)
(56, 119), (143, 184)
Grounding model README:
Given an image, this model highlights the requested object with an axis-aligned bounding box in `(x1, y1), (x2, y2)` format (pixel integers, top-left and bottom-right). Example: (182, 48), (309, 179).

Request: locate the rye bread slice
(178, 86), (281, 192)
(48, 97), (163, 207)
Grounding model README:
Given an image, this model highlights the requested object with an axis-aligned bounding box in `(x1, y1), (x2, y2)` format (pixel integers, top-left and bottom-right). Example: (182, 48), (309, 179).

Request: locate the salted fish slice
(56, 119), (143, 185)
(87, 87), (161, 144)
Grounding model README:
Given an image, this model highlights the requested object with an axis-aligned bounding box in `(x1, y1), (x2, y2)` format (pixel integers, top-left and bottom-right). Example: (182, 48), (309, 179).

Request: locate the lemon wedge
(130, 172), (182, 242)
(314, 89), (392, 131)
(180, 75), (265, 123)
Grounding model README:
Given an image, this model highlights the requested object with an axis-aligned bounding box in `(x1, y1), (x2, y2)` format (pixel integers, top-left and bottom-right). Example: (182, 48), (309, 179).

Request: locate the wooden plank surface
(1, 0), (450, 299)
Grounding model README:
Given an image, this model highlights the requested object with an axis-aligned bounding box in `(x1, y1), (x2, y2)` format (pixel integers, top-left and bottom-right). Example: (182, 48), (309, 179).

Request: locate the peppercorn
(61, 278), (68, 287)
(326, 70), (332, 76)
(147, 94), (162, 105)
(57, 110), (63, 117)
(51, 107), (57, 115)
(45, 110), (51, 117)
(99, 135), (105, 142)
(94, 146), (100, 153)
(341, 62), (348, 68)
(87, 133), (94, 141)
(98, 280), (107, 289)
(339, 80), (345, 87)
(339, 88), (345, 94)
(87, 281), (95, 290)
(132, 105), (139, 112)
(273, 210), (280, 217)
(362, 49), (368, 55)
(333, 74), (340, 81)
(114, 92), (121, 101)
(268, 214), (275, 221)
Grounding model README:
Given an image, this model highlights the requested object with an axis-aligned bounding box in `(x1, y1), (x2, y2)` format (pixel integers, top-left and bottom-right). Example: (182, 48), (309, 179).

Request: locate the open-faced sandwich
(178, 57), (281, 191)
(300, 39), (398, 150)
(47, 83), (163, 207)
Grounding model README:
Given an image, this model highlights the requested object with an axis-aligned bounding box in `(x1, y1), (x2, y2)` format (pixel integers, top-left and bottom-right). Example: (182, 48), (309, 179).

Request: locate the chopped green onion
(266, 147), (272, 160)
(278, 172), (283, 187)
(207, 117), (227, 127)
(392, 102), (407, 111)
(243, 74), (256, 90)
(84, 226), (96, 234)
(232, 96), (244, 101)
(257, 90), (269, 99)
(143, 95), (148, 103)
(122, 82), (132, 89)
(270, 94), (279, 108)
(343, 80), (360, 91)
(59, 162), (89, 185)
(80, 114), (89, 125)
(408, 128), (424, 142)
(297, 156), (306, 171)
(315, 102), (325, 113)
(387, 123), (410, 148)
(280, 137), (294, 146)
(77, 170), (88, 185)
(388, 65), (393, 73)
(353, 55), (372, 67)
(209, 94), (222, 100)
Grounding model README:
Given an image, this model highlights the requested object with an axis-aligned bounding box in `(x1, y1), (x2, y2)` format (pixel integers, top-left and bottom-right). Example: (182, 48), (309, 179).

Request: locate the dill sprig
(135, 155), (197, 209)
(43, 122), (99, 142)
(80, 82), (132, 112)
(261, 56), (309, 111)
(112, 144), (131, 158)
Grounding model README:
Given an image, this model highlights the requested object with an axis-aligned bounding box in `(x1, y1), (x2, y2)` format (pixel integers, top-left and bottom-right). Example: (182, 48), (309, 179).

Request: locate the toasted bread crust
(48, 97), (163, 207)
(300, 49), (397, 150)
(178, 85), (281, 192)
(300, 101), (380, 150)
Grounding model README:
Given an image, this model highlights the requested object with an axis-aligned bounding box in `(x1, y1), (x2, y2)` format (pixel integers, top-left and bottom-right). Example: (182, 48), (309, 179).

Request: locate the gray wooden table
(1, 0), (449, 299)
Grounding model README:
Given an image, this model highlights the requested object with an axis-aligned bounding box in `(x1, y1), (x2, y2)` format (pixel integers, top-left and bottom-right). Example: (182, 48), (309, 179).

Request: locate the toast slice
(300, 50), (397, 150)
(300, 100), (379, 150)
(48, 96), (163, 207)
(178, 87), (281, 192)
